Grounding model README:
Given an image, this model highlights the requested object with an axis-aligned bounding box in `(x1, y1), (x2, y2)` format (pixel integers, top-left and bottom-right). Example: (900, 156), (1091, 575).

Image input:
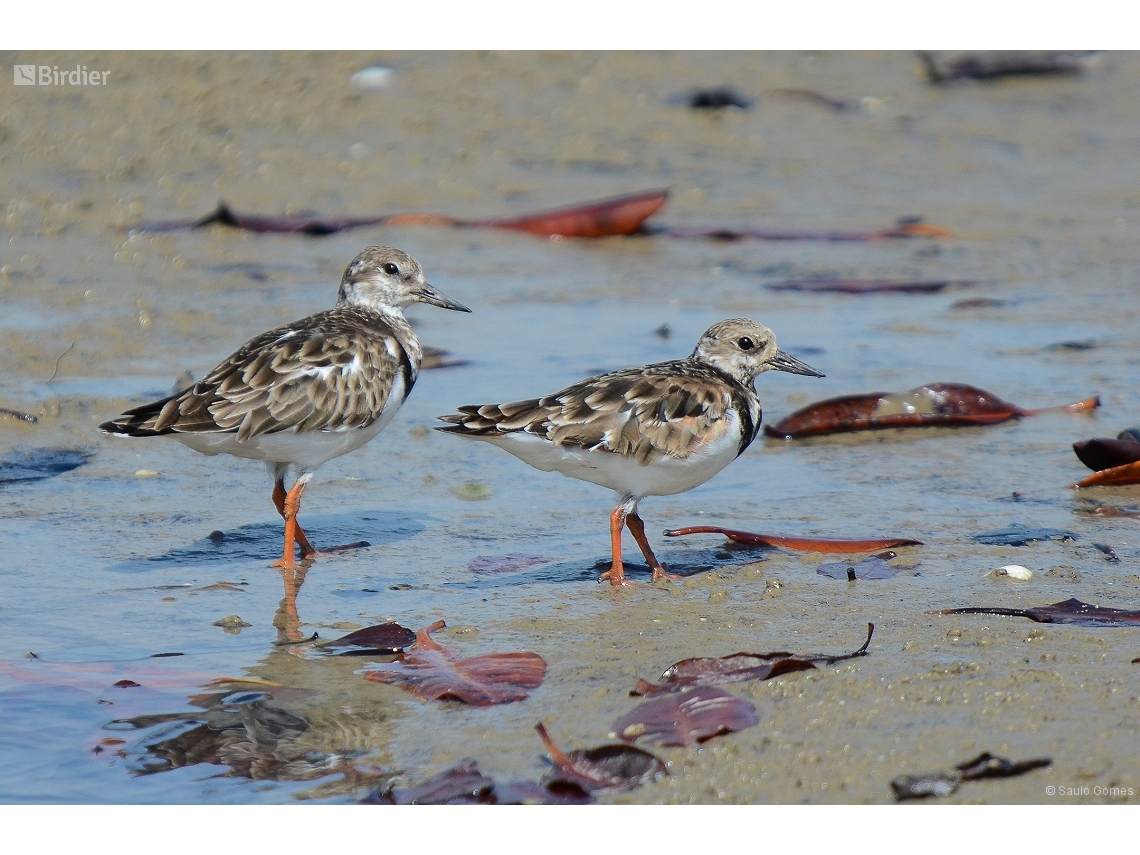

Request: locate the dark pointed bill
(767, 349), (824, 377)
(416, 283), (471, 313)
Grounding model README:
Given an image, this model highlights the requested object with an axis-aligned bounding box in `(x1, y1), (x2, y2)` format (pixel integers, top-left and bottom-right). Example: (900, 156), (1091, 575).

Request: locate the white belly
(172, 374), (406, 472)
(470, 425), (742, 501)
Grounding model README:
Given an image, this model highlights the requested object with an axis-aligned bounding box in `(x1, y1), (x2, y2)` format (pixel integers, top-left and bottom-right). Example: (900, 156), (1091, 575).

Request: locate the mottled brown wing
(439, 363), (744, 464)
(104, 313), (413, 440)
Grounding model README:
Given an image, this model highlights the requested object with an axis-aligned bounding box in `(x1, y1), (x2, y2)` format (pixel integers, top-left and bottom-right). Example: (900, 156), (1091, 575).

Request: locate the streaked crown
(337, 245), (470, 314)
(691, 318), (824, 386)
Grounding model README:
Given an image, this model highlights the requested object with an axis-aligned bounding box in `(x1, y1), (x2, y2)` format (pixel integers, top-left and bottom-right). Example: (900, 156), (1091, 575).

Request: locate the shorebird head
(691, 318), (824, 386)
(337, 245), (470, 314)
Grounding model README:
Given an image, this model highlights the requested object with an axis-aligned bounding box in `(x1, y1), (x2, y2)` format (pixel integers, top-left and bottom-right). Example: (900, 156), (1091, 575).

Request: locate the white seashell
(992, 564), (1033, 581)
(349, 66), (393, 90)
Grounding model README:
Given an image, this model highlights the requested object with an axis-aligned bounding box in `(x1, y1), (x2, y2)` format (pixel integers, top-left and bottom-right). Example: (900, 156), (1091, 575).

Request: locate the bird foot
(651, 567), (681, 582)
(598, 567), (635, 587)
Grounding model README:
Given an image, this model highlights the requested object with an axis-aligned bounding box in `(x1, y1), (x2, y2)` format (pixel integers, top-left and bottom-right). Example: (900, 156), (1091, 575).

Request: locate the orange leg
(626, 511), (679, 582)
(598, 505), (634, 587)
(272, 477), (317, 559)
(270, 478), (310, 569)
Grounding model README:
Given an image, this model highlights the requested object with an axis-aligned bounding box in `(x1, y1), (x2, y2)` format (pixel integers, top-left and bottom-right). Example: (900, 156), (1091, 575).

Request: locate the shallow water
(2, 51), (1139, 804)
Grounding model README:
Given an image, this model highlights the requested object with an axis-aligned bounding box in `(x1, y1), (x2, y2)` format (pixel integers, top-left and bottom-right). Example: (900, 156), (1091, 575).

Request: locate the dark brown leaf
(920, 50), (1088, 83)
(612, 686), (758, 747)
(363, 620), (547, 706)
(764, 383), (1099, 439)
(364, 759), (497, 804)
(663, 526), (921, 553)
(664, 221), (953, 242)
(817, 556), (917, 580)
(535, 722), (667, 792)
(317, 622), (416, 656)
(0, 448), (91, 485)
(892, 752), (1052, 801)
(973, 525), (1076, 546)
(1073, 430), (1140, 472)
(939, 598), (1140, 627)
(767, 279), (970, 294)
(632, 624), (874, 697)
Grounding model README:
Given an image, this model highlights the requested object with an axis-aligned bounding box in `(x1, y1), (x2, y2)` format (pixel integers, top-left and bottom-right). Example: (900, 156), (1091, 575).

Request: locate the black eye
(383, 263), (400, 275)
(737, 337), (754, 351)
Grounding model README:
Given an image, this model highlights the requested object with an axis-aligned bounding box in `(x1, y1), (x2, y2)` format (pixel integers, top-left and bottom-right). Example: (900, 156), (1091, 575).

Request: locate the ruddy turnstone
(101, 245), (470, 569)
(437, 318), (823, 586)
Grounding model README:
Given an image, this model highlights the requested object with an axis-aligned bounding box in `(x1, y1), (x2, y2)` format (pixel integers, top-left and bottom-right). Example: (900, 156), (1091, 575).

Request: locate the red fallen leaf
(663, 526), (921, 553)
(363, 620), (546, 706)
(612, 686), (759, 747)
(767, 279), (972, 294)
(535, 722), (667, 792)
(471, 190), (668, 238)
(764, 382), (1099, 439)
(128, 191), (667, 240)
(317, 622), (416, 656)
(1071, 460), (1140, 488)
(467, 553), (551, 575)
(632, 624), (874, 697)
(939, 597), (1140, 627)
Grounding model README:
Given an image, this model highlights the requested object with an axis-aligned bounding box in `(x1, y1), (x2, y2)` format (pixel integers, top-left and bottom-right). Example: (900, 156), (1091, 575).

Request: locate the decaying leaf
(631, 624), (874, 696)
(891, 752), (1052, 801)
(973, 525), (1076, 546)
(467, 554), (551, 575)
(1072, 429), (1140, 472)
(364, 759), (497, 804)
(363, 757), (596, 805)
(612, 686), (759, 747)
(0, 448), (91, 485)
(663, 526), (921, 553)
(817, 555), (917, 580)
(315, 622), (416, 656)
(473, 190), (667, 238)
(764, 383), (1099, 439)
(939, 597), (1140, 627)
(767, 279), (971, 294)
(536, 722), (667, 792)
(363, 620), (547, 706)
(663, 221), (952, 241)
(128, 191), (668, 239)
(920, 50), (1089, 83)
(1071, 460), (1140, 489)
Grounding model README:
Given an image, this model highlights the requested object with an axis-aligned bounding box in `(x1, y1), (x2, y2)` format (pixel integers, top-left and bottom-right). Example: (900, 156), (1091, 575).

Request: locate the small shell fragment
(991, 565), (1033, 581)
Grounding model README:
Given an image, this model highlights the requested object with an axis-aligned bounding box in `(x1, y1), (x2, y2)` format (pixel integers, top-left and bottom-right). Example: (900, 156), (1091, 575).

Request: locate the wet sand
(1, 51), (1139, 803)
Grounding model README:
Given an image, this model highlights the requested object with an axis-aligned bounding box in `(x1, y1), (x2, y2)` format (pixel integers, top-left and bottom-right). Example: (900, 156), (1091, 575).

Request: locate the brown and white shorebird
(101, 246), (470, 569)
(437, 318), (823, 586)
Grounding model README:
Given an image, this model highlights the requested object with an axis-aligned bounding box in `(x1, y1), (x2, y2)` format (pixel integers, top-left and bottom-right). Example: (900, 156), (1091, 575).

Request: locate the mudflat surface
(1, 51), (1139, 804)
